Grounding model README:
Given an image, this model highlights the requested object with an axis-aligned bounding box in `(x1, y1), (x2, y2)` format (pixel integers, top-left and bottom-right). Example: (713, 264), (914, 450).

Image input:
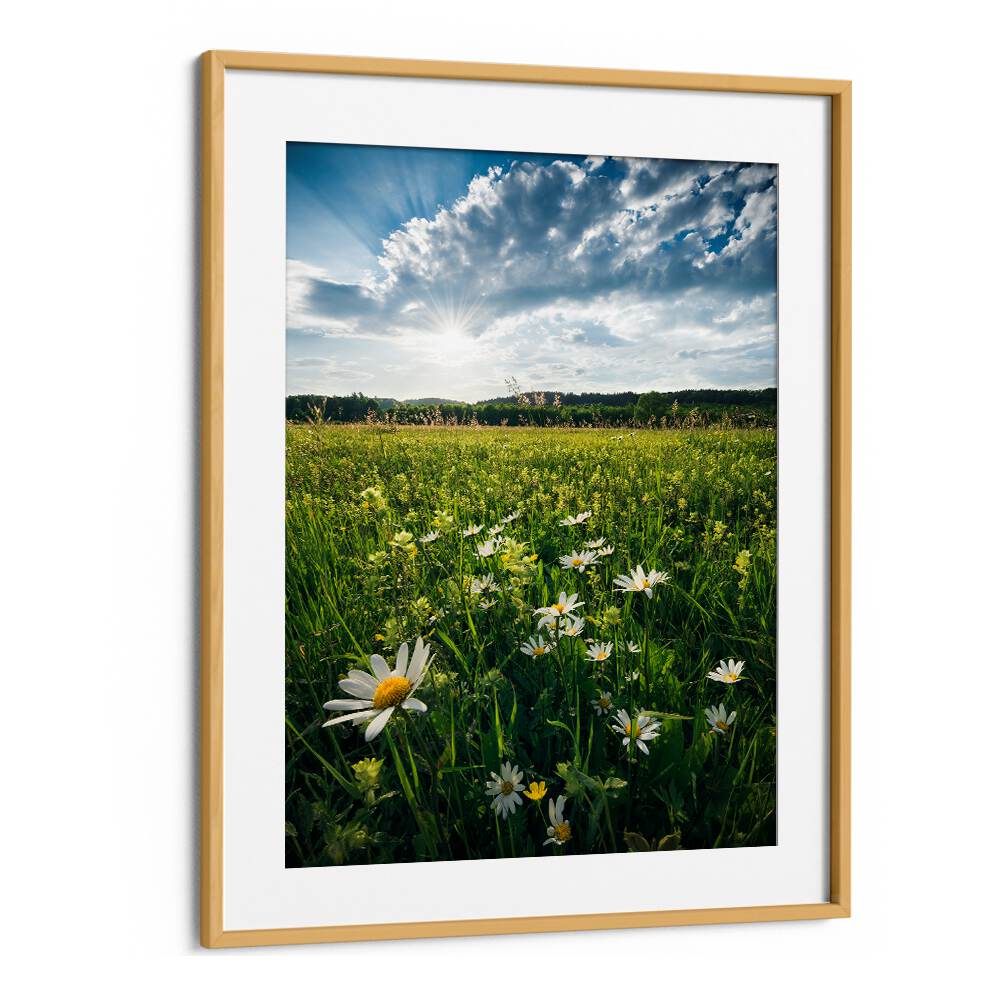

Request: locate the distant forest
(286, 388), (776, 428)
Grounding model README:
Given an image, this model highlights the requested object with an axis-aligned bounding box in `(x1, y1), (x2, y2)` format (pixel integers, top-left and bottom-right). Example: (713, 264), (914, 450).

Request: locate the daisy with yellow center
(543, 795), (572, 846)
(585, 641), (613, 663)
(524, 780), (548, 801)
(591, 691), (614, 716)
(611, 707), (661, 755)
(485, 761), (525, 818)
(705, 703), (737, 735)
(559, 511), (592, 526)
(558, 550), (597, 573)
(520, 634), (552, 658)
(613, 563), (669, 599)
(534, 591), (583, 618)
(322, 637), (432, 742)
(707, 658), (746, 684)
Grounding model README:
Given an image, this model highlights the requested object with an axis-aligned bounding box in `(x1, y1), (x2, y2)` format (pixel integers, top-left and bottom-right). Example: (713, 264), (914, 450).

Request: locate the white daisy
(478, 599), (497, 610)
(558, 550), (597, 573)
(584, 537), (607, 549)
(419, 530), (441, 544)
(596, 545), (615, 557)
(463, 524), (484, 537)
(534, 591), (584, 618)
(611, 708), (661, 755)
(476, 538), (501, 557)
(705, 703), (737, 735)
(501, 511), (522, 524)
(707, 658), (746, 684)
(520, 634), (553, 658)
(560, 614), (586, 637)
(559, 511), (593, 526)
(591, 691), (615, 716)
(625, 641), (641, 654)
(612, 564), (669, 599)
(470, 573), (499, 595)
(585, 641), (613, 663)
(485, 761), (525, 818)
(322, 638), (432, 742)
(543, 794), (572, 846)
(487, 524), (504, 537)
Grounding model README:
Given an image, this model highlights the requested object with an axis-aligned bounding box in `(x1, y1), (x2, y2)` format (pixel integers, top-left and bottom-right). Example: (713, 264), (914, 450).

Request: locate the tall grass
(285, 423), (776, 866)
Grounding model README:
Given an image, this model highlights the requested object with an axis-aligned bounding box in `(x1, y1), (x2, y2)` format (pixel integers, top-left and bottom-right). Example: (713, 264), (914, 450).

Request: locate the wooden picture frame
(200, 50), (851, 947)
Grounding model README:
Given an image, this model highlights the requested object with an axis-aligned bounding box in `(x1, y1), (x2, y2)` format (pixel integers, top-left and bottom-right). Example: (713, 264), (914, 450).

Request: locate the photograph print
(284, 142), (777, 867)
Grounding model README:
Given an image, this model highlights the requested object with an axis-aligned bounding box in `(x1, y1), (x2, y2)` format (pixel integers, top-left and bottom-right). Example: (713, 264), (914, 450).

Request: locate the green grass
(285, 423), (776, 866)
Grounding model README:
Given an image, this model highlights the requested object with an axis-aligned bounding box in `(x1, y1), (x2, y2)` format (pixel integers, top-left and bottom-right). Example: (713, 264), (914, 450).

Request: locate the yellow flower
(524, 780), (547, 801)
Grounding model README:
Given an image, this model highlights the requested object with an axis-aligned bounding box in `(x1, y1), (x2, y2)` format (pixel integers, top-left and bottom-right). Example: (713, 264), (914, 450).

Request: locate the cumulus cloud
(286, 153), (777, 398)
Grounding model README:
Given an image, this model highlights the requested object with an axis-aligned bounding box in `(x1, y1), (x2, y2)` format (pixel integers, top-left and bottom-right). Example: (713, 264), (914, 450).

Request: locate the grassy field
(285, 423), (777, 866)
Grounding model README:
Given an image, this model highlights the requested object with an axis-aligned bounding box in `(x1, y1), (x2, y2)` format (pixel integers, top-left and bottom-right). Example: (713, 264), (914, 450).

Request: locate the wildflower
(585, 641), (613, 663)
(560, 511), (593, 526)
(559, 550), (598, 573)
(613, 564), (670, 599)
(359, 485), (387, 511)
(705, 703), (737, 735)
(524, 780), (548, 801)
(352, 757), (383, 793)
(478, 599), (497, 610)
(498, 538), (538, 582)
(322, 638), (432, 742)
(419, 530), (441, 544)
(560, 614), (586, 637)
(534, 591), (584, 618)
(733, 550), (751, 574)
(600, 606), (622, 627)
(389, 530), (417, 556)
(501, 510), (522, 524)
(470, 573), (499, 595)
(584, 537), (607, 549)
(477, 538), (501, 557)
(487, 524), (504, 536)
(463, 524), (484, 538)
(611, 708), (661, 755)
(431, 510), (454, 531)
(596, 545), (615, 557)
(486, 762), (525, 818)
(625, 641), (641, 654)
(707, 658), (745, 684)
(352, 757), (383, 803)
(520, 635), (552, 658)
(591, 691), (614, 716)
(543, 795), (572, 846)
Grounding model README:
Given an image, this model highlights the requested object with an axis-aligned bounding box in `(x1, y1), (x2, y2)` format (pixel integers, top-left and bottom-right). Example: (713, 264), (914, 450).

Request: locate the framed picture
(200, 50), (850, 947)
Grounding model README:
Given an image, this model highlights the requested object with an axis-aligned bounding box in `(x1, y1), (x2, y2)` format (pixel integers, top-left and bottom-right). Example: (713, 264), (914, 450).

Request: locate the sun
(420, 289), (486, 348)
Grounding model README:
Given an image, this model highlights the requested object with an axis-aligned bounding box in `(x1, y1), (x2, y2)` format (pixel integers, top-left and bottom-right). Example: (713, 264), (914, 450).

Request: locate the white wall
(2, 1), (995, 994)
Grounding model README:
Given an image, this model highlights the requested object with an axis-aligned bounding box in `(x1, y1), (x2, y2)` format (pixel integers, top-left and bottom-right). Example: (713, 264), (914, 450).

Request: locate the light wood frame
(200, 50), (851, 948)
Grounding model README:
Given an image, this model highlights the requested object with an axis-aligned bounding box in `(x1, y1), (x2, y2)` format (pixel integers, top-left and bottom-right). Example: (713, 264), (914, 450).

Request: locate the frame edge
(198, 51), (852, 947)
(200, 48), (226, 949)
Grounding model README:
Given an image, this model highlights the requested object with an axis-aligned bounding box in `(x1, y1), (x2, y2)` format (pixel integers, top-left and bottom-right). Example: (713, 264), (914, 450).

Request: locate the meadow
(285, 422), (777, 866)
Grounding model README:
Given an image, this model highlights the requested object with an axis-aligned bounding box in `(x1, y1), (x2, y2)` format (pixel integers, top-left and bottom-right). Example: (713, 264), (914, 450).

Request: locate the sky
(286, 142), (777, 402)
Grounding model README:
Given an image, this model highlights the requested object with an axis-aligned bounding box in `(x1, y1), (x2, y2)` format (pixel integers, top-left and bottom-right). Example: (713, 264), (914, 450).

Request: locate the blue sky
(286, 142), (777, 401)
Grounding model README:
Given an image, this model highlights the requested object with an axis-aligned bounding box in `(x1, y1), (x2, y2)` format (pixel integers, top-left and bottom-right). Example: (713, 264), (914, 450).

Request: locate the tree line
(286, 389), (776, 428)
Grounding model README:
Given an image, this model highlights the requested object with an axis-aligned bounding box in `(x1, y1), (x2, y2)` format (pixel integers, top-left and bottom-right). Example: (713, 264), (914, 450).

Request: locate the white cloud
(287, 156), (777, 398)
